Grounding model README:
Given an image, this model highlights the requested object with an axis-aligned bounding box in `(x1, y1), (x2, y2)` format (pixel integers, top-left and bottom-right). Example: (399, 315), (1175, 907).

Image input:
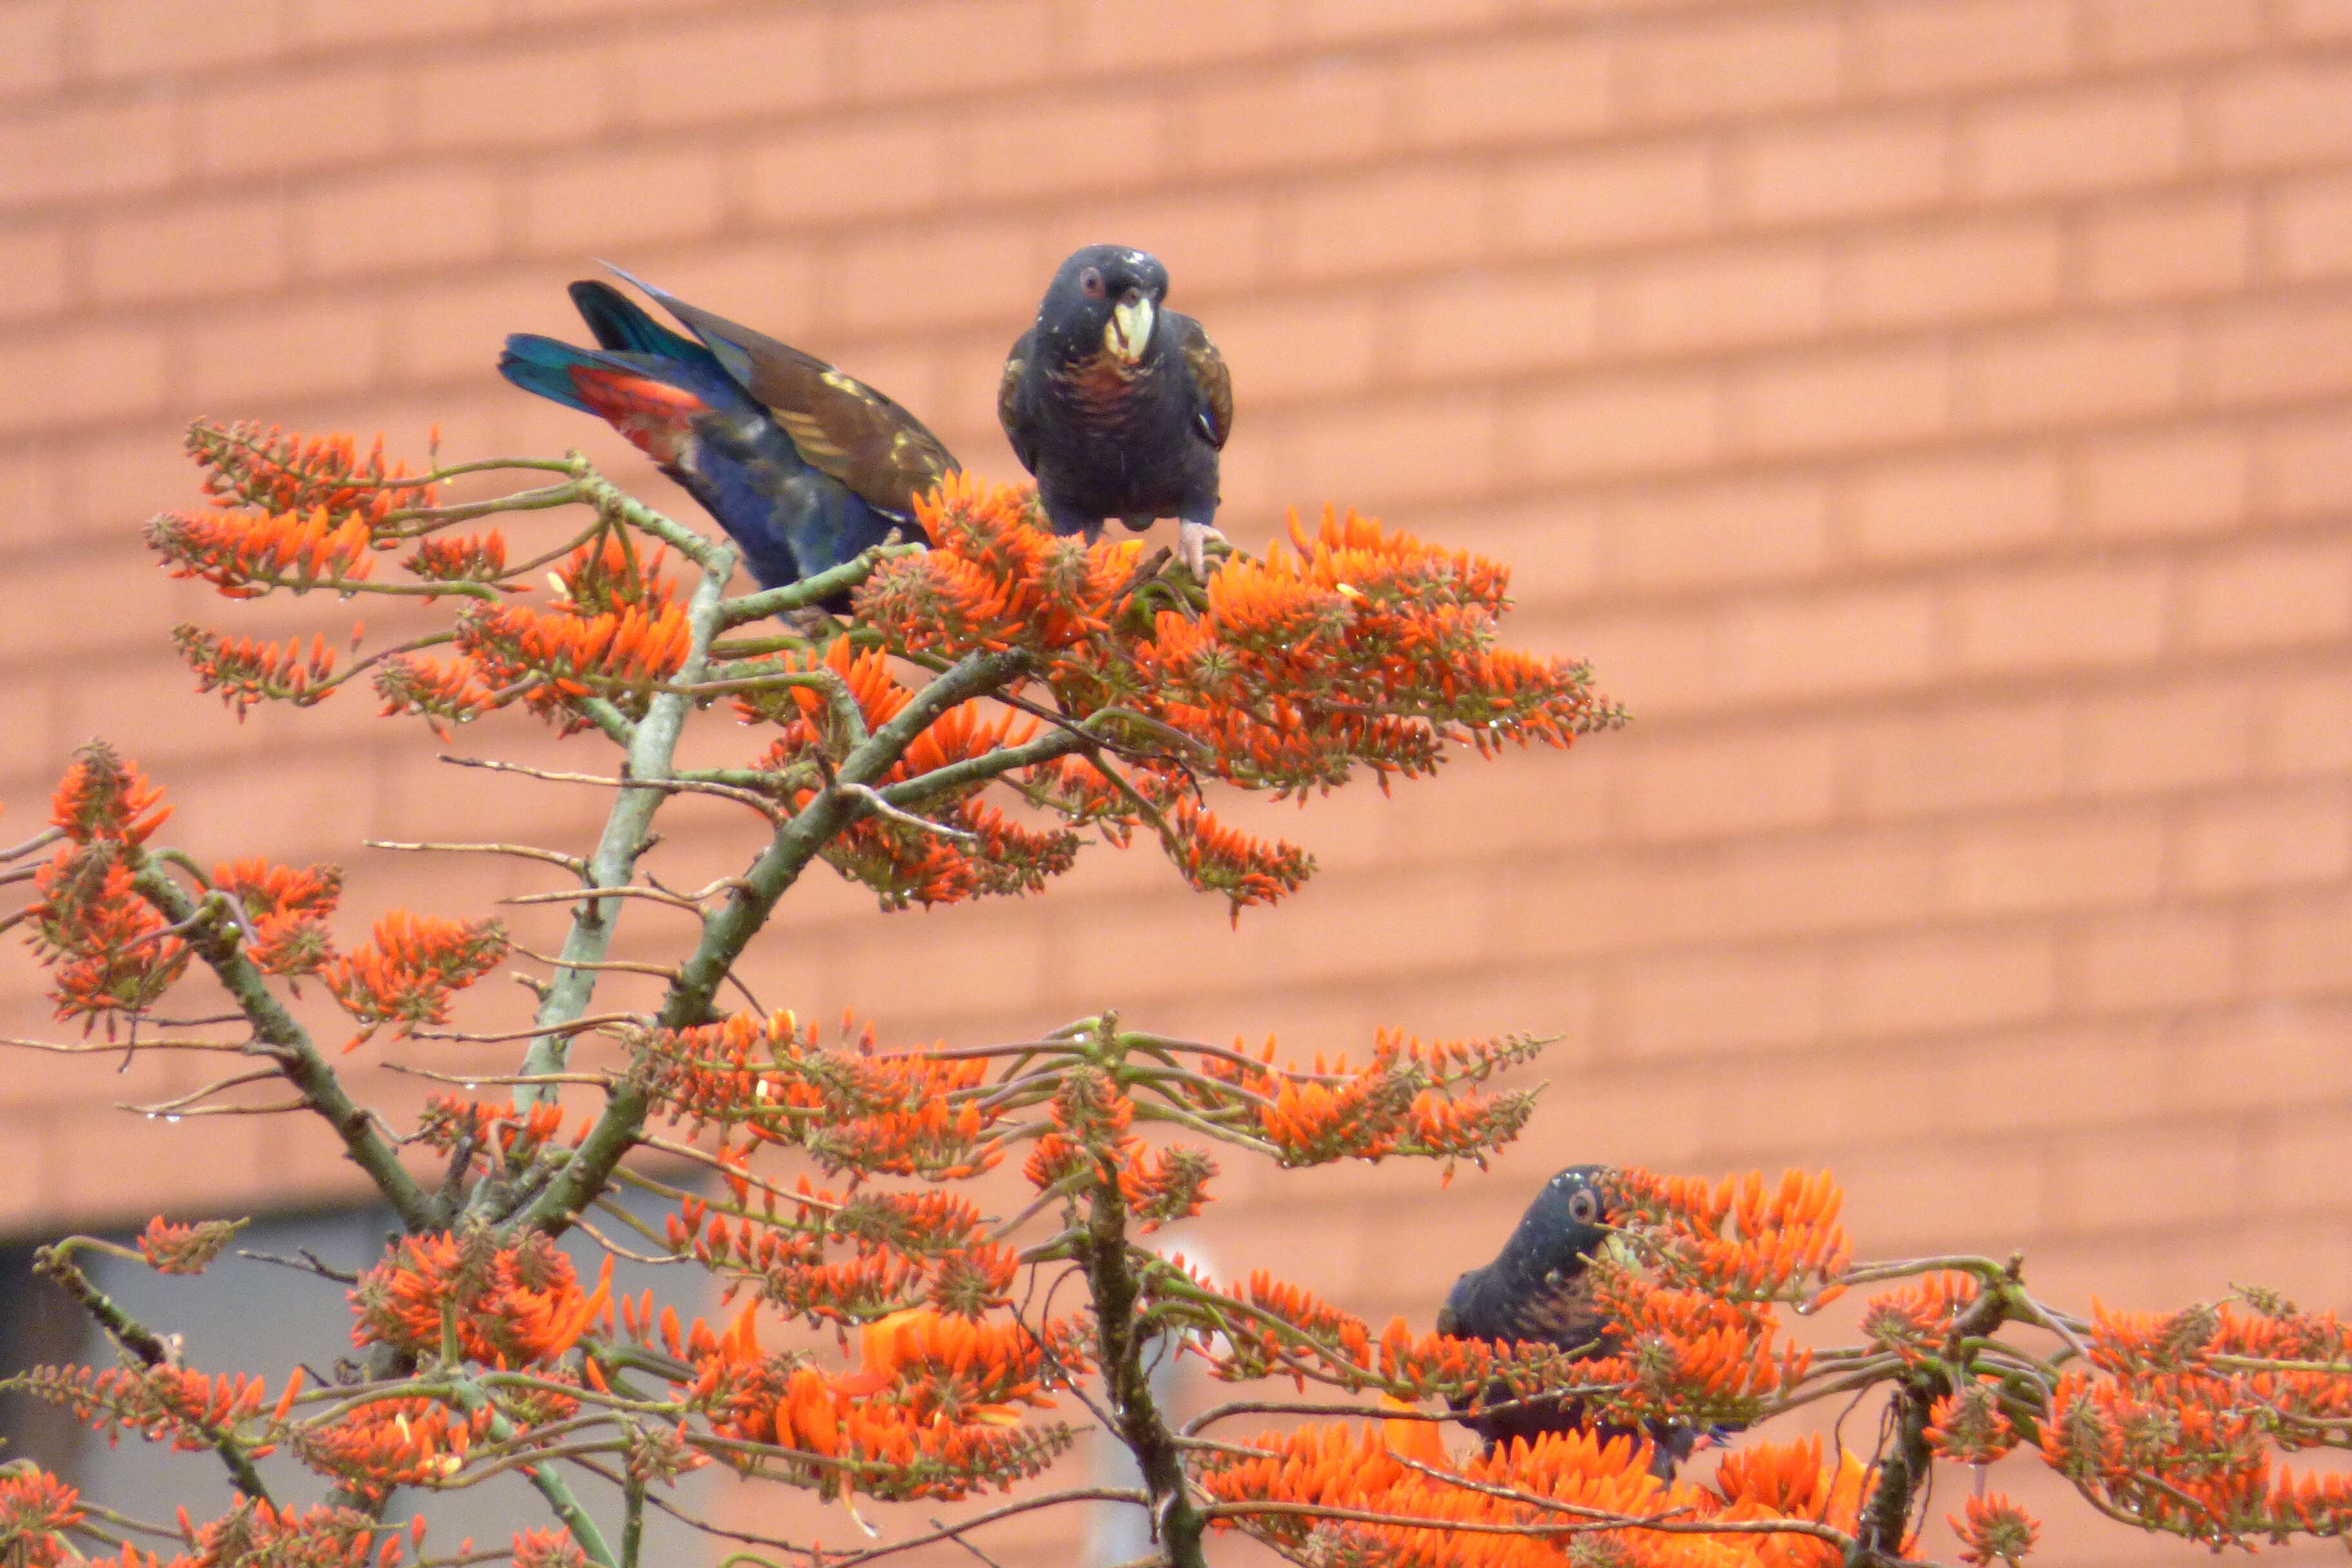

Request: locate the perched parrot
(1438, 1165), (1732, 1479)
(500, 266), (957, 605)
(997, 244), (1232, 579)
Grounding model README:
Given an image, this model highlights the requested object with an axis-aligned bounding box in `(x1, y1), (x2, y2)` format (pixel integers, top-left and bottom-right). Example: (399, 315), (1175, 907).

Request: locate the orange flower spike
(271, 1366), (306, 1423)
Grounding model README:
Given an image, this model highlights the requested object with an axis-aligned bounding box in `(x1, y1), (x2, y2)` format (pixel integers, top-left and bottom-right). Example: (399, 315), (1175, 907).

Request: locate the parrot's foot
(1176, 520), (1229, 582)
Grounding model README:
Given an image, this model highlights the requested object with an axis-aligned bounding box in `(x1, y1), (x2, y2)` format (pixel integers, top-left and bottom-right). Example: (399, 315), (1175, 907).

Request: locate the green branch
(35, 1240), (274, 1504)
(513, 533), (736, 1101)
(128, 863), (436, 1233)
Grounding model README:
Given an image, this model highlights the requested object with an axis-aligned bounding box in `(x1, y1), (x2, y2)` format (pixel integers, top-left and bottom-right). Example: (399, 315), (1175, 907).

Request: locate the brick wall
(3, 1), (2349, 1562)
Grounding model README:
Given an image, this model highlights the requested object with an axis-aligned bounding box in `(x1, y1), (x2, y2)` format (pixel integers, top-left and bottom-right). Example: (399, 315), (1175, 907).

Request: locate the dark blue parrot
(998, 244), (1233, 579)
(1438, 1165), (1733, 1480)
(498, 266), (959, 605)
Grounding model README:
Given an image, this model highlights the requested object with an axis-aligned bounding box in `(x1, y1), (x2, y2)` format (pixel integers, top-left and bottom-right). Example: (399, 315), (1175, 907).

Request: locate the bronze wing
(997, 328), (1039, 475)
(605, 264), (959, 522)
(1175, 313), (1232, 451)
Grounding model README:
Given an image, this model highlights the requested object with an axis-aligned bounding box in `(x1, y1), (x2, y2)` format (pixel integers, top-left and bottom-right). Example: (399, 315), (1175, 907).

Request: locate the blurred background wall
(1, 0), (2349, 1563)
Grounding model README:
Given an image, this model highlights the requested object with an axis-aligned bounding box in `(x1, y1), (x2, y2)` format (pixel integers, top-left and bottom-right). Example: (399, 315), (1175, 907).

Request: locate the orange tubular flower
(211, 856), (341, 979)
(322, 909), (507, 1048)
(136, 1217), (246, 1276)
(170, 625), (340, 714)
(0, 1466), (83, 1568)
(1952, 1494), (2039, 1567)
(351, 1232), (610, 1367)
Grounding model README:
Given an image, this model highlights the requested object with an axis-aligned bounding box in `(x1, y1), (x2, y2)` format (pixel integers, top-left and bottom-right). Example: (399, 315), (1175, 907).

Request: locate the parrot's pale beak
(1106, 291), (1155, 362)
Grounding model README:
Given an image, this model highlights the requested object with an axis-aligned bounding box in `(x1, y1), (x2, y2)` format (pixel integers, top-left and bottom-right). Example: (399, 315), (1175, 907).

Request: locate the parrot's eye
(1079, 268), (1106, 299)
(1567, 1190), (1600, 1225)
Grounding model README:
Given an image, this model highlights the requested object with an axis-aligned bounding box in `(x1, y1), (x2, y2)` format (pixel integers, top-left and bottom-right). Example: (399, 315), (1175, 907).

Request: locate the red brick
(0, 544), (177, 666)
(0, 3), (68, 97)
(2081, 191), (2252, 304)
(1048, 190), (1273, 299)
(1961, 84), (2186, 199)
(1852, 0), (2075, 93)
(2058, 1122), (2242, 1232)
(1622, 725), (1839, 840)
(1499, 139), (1718, 255)
(2201, 59), (2352, 170)
(181, 296), (385, 407)
(2271, 172), (2352, 284)
(1293, 0), (1504, 43)
(1398, 34), (1611, 150)
(0, 97), (176, 204)
(518, 145), (726, 256)
(1728, 343), (1950, 456)
(2079, 426), (2250, 538)
(1841, 928), (2058, 1035)
(384, 264), (601, 384)
(2200, 294), (2352, 405)
(1600, 475), (1832, 591)
(1731, 109), (1947, 224)
(1397, 266), (1598, 381)
(1206, 294), (1382, 404)
(2280, 0), (2352, 37)
(288, 0), (501, 44)
(2077, 678), (2255, 794)
(841, 0), (1053, 101)
(610, 11), (830, 130)
(2247, 892), (2352, 994)
(2252, 1107), (2352, 1215)
(1852, 700), (2070, 817)
(1951, 562), (2171, 674)
(411, 44), (613, 152)
(1282, 166), (1489, 282)
(1620, 12), (1843, 124)
(0, 222), (70, 318)
(0, 449), (66, 545)
(1948, 811), (2168, 916)
(1721, 585), (1939, 700)
(1959, 317), (2186, 432)
(89, 194), (289, 305)
(1561, 605), (1721, 718)
(1834, 216), (2062, 329)
(1282, 391), (1498, 507)
(1611, 946), (1830, 1057)
(191, 69), (396, 177)
(2259, 409), (2352, 519)
(1179, 59), (1389, 179)
(300, 168), (504, 279)
(1499, 830), (1944, 957)
(741, 119), (952, 230)
(2076, 908), (2240, 1012)
(825, 216), (1037, 334)
(80, 0), (283, 79)
(2177, 789), (2352, 892)
(0, 326), (167, 433)
(966, 94), (1171, 201)
(1066, 0), (1279, 70)
(2082, 0), (2265, 63)
(2255, 670), (2352, 779)
(1845, 447), (2061, 562)
(1606, 240), (1827, 357)
(2184, 538), (2352, 652)
(1507, 371), (1718, 482)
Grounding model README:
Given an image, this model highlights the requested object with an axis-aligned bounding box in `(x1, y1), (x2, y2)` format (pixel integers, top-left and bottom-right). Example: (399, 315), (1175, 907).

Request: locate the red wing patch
(567, 368), (704, 466)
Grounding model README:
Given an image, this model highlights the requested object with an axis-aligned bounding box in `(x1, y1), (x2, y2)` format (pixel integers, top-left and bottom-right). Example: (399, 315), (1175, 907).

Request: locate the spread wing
(998, 329), (1039, 475)
(603, 263), (959, 522)
(1175, 313), (1232, 450)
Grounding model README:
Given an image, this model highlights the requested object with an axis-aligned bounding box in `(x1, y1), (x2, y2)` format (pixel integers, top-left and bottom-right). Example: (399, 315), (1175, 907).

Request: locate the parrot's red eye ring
(1079, 267), (1106, 298)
